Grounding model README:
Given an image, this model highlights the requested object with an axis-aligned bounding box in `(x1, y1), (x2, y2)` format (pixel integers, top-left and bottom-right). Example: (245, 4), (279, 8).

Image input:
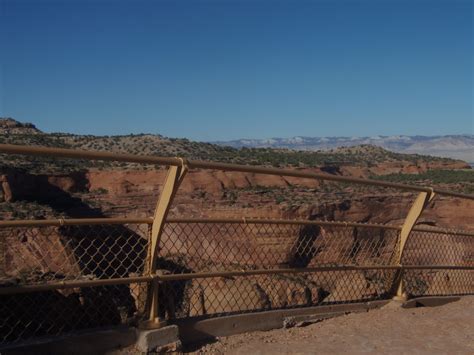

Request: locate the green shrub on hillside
(371, 170), (474, 184)
(0, 129), (464, 173)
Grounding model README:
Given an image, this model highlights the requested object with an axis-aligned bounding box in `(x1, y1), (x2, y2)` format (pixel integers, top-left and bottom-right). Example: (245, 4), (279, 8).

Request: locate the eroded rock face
(0, 170), (89, 203)
(2, 162), (472, 227)
(1, 226), (81, 282)
(0, 223), (148, 341)
(0, 286), (136, 344)
(357, 160), (471, 176)
(0, 180), (7, 202)
(175, 275), (330, 317)
(0, 163), (472, 330)
(0, 118), (41, 135)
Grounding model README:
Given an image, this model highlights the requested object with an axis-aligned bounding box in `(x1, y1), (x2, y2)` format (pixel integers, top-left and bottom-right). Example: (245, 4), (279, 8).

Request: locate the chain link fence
(0, 223), (150, 345)
(158, 221), (400, 319)
(402, 229), (474, 297)
(0, 220), (473, 346)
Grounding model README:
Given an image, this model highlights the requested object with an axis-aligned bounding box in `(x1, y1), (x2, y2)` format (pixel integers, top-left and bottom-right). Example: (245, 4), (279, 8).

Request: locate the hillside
(1, 117), (473, 224)
(1, 119), (472, 233)
(213, 134), (474, 163)
(0, 118), (41, 135)
(0, 118), (466, 173)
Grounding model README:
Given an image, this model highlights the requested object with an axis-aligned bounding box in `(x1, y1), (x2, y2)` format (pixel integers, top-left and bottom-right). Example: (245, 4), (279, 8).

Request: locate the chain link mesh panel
(158, 270), (397, 319)
(402, 229), (474, 297)
(1, 220), (473, 347)
(160, 222), (400, 271)
(0, 223), (150, 346)
(158, 222), (400, 319)
(0, 283), (148, 345)
(1, 224), (150, 284)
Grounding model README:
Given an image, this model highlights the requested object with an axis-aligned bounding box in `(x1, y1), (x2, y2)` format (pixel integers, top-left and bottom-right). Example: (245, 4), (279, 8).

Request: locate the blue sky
(1, 0), (472, 140)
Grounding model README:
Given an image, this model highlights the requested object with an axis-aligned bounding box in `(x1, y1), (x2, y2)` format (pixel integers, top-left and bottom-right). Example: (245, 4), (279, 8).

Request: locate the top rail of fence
(0, 217), (473, 237)
(0, 143), (473, 200)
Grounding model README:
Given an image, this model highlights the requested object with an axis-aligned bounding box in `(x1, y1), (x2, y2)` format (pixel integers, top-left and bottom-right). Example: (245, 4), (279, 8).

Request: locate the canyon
(0, 119), (473, 341)
(1, 156), (472, 229)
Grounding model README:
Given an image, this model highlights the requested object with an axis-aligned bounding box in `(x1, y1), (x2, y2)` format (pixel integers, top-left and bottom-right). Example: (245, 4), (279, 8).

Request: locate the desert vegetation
(372, 169), (474, 194)
(0, 118), (462, 174)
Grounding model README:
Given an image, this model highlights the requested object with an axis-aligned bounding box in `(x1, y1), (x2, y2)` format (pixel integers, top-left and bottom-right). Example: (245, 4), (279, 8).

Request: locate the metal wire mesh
(158, 222), (400, 318)
(0, 283), (148, 345)
(159, 270), (397, 319)
(1, 220), (473, 347)
(1, 144), (473, 350)
(402, 229), (474, 296)
(1, 224), (150, 284)
(0, 223), (150, 346)
(160, 222), (400, 271)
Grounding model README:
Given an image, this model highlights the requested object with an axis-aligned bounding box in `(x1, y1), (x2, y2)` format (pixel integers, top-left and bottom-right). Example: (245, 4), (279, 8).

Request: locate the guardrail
(0, 143), (473, 346)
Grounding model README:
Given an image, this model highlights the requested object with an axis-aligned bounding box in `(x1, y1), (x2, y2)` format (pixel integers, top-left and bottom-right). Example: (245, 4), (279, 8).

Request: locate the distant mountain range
(4, 116), (467, 174)
(1, 118), (472, 165)
(213, 135), (474, 164)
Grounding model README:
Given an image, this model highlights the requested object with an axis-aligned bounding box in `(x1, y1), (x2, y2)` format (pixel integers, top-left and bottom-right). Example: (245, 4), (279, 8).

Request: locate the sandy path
(189, 296), (474, 354)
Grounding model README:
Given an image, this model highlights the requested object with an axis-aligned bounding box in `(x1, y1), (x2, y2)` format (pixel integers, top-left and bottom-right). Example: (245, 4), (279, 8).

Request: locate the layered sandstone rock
(0, 161), (472, 326)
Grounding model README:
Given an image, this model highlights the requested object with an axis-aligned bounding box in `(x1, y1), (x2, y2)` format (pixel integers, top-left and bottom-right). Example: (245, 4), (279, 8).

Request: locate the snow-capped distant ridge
(212, 135), (474, 162)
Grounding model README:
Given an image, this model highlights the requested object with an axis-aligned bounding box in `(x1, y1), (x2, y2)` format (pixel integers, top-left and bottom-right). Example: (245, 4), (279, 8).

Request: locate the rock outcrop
(0, 160), (472, 330)
(0, 118), (41, 135)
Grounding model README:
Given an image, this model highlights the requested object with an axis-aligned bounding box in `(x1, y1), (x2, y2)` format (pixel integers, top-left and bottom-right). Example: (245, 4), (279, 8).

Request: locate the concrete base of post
(138, 318), (169, 330)
(0, 325), (181, 355)
(392, 293), (408, 302)
(135, 325), (181, 353)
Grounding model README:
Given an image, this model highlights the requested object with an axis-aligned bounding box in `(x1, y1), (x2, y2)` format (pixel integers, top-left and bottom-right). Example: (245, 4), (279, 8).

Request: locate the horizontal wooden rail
(1, 143), (473, 199)
(0, 217), (153, 227)
(156, 265), (404, 282)
(410, 225), (474, 237)
(0, 143), (181, 166)
(0, 217), (473, 236)
(1, 265), (471, 295)
(187, 159), (435, 194)
(401, 265), (474, 270)
(157, 265), (474, 281)
(0, 275), (153, 295)
(167, 218), (474, 237)
(166, 217), (402, 230)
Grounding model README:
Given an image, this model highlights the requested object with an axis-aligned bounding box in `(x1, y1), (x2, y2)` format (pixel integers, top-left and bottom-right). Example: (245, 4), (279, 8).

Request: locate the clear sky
(0, 0), (472, 140)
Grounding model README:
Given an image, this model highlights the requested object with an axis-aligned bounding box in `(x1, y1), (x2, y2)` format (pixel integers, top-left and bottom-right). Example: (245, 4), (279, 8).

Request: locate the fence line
(1, 143), (473, 199)
(1, 217), (473, 236)
(0, 143), (473, 346)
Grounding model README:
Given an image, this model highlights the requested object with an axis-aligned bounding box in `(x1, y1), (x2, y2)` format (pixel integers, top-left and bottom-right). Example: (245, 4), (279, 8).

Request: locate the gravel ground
(187, 297), (474, 354)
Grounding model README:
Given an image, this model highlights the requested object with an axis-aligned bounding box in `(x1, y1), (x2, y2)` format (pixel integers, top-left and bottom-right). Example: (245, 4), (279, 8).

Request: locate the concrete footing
(0, 326), (181, 355)
(402, 296), (461, 309)
(175, 300), (389, 344)
(1, 297), (463, 354)
(135, 325), (181, 353)
(0, 326), (137, 355)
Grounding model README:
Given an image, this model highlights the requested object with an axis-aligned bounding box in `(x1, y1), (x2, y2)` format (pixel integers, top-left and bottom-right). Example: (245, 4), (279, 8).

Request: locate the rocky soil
(1, 118), (469, 173)
(0, 118), (473, 343)
(189, 296), (474, 354)
(1, 167), (473, 229)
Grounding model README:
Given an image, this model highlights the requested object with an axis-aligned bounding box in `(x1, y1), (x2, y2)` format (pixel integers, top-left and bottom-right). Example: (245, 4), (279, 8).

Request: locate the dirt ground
(186, 297), (474, 354)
